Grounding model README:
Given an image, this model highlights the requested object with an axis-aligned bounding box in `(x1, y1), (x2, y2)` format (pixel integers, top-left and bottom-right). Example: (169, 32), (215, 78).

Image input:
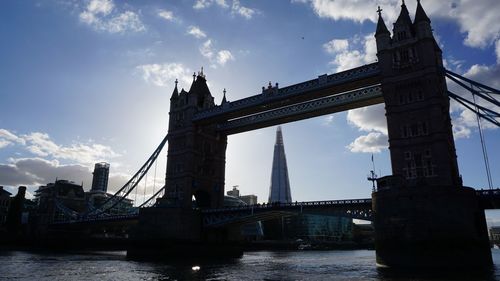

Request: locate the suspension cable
(153, 156), (158, 195)
(472, 87), (494, 189)
(143, 172), (147, 205)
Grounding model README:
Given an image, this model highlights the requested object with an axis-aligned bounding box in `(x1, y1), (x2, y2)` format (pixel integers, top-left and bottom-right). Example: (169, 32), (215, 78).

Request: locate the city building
(268, 126), (292, 203)
(226, 186), (258, 205)
(34, 180), (86, 222)
(91, 162), (110, 192)
(240, 195), (257, 205)
(0, 186), (12, 225)
(226, 186), (240, 197)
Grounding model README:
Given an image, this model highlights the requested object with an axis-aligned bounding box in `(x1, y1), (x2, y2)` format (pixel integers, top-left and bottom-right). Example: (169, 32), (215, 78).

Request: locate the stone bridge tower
(163, 72), (227, 209)
(373, 1), (491, 269)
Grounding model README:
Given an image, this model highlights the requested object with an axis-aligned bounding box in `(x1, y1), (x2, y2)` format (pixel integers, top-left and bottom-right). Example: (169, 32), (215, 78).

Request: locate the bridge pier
(127, 205), (242, 260)
(373, 183), (491, 269)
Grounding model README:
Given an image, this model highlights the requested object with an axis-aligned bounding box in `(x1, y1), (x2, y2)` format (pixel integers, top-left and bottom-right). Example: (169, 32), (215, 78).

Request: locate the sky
(0, 0), (499, 221)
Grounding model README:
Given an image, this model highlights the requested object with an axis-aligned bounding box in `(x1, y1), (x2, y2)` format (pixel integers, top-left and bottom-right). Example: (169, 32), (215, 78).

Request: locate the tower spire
(221, 88), (228, 104)
(414, 0), (431, 23)
(170, 79), (179, 100)
(375, 6), (390, 36)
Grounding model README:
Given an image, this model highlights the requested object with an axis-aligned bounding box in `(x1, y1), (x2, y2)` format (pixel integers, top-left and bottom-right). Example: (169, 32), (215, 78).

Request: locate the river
(1, 249), (500, 280)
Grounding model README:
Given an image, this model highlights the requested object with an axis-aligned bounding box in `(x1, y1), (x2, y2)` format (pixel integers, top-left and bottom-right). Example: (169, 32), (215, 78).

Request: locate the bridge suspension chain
(445, 68), (500, 189)
(85, 134), (168, 216)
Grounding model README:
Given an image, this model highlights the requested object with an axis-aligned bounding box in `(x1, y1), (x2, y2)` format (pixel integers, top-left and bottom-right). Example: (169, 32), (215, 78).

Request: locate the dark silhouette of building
(0, 186), (12, 225)
(373, 1), (491, 268)
(91, 162), (110, 193)
(35, 180), (85, 223)
(5, 186), (26, 235)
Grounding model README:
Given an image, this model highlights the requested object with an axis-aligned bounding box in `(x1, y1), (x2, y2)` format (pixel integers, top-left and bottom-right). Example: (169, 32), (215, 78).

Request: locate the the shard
(268, 126), (292, 203)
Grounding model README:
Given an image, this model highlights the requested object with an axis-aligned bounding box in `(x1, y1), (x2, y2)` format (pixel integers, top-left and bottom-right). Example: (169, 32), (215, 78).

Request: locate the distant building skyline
(268, 126), (292, 203)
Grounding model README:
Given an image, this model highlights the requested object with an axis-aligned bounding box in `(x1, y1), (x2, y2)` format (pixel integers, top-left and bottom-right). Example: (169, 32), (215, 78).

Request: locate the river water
(1, 249), (500, 281)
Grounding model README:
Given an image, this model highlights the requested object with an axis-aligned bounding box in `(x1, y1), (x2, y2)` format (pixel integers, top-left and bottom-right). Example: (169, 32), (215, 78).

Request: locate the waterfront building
(226, 186), (258, 205)
(34, 180), (86, 222)
(91, 162), (110, 192)
(268, 126), (292, 203)
(0, 186), (12, 225)
(226, 186), (240, 197)
(240, 194), (257, 205)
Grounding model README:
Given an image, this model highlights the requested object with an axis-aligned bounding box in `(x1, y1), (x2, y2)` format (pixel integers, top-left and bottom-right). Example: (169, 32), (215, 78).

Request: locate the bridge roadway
(50, 188), (500, 228)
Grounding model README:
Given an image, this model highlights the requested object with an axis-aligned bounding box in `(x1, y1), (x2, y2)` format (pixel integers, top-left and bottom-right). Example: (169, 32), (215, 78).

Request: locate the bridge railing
(202, 198), (372, 213)
(193, 63), (380, 121)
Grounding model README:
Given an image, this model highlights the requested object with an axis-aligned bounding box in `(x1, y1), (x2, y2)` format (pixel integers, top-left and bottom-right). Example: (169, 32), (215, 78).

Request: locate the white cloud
(447, 63), (500, 138)
(200, 39), (214, 59)
(326, 34), (376, 72)
(198, 40), (235, 67)
(79, 0), (145, 33)
(187, 25), (207, 38)
(0, 129), (26, 148)
(496, 40), (500, 64)
(323, 115), (335, 126)
(297, 0), (500, 50)
(158, 9), (175, 22)
(323, 39), (349, 54)
(347, 104), (387, 135)
(346, 104), (388, 154)
(87, 0), (113, 15)
(0, 157), (131, 193)
(231, 0), (257, 19)
(194, 0), (257, 19)
(347, 132), (388, 153)
(216, 50), (234, 65)
(193, 0), (229, 9)
(136, 63), (193, 87)
(22, 132), (120, 165)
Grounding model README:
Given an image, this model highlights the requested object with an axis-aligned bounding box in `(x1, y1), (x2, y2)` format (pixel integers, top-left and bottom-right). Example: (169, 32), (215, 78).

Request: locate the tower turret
(393, 0), (413, 43)
(414, 0), (433, 39)
(375, 6), (391, 51)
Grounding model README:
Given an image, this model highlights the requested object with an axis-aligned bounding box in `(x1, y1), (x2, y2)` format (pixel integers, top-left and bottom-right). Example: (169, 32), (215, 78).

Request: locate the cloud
(79, 0), (145, 33)
(231, 0), (257, 19)
(216, 50), (234, 65)
(0, 129), (26, 148)
(346, 104), (388, 154)
(158, 9), (175, 22)
(496, 40), (500, 64)
(193, 0), (228, 9)
(199, 39), (235, 67)
(347, 132), (388, 153)
(323, 39), (349, 54)
(447, 63), (500, 138)
(23, 132), (120, 165)
(325, 34), (376, 72)
(0, 129), (120, 166)
(0, 157), (131, 193)
(187, 25), (207, 38)
(136, 63), (193, 87)
(193, 0), (257, 19)
(296, 0), (500, 50)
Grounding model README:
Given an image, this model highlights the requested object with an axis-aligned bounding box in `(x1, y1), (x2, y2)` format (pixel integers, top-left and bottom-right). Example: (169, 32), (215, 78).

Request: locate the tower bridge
(44, 0), (500, 269)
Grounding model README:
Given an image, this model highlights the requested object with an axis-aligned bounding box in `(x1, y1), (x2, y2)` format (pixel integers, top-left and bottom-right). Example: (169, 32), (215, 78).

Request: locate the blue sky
(0, 0), (499, 221)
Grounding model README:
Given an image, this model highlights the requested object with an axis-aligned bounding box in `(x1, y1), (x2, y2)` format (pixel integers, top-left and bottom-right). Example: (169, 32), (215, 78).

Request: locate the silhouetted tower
(164, 70), (227, 209)
(268, 126), (292, 203)
(373, 1), (491, 269)
(91, 162), (110, 192)
(375, 0), (460, 187)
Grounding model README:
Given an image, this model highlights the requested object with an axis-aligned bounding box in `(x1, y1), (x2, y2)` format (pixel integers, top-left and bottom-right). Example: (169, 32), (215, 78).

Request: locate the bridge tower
(162, 72), (227, 209)
(373, 1), (491, 268)
(128, 71), (235, 259)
